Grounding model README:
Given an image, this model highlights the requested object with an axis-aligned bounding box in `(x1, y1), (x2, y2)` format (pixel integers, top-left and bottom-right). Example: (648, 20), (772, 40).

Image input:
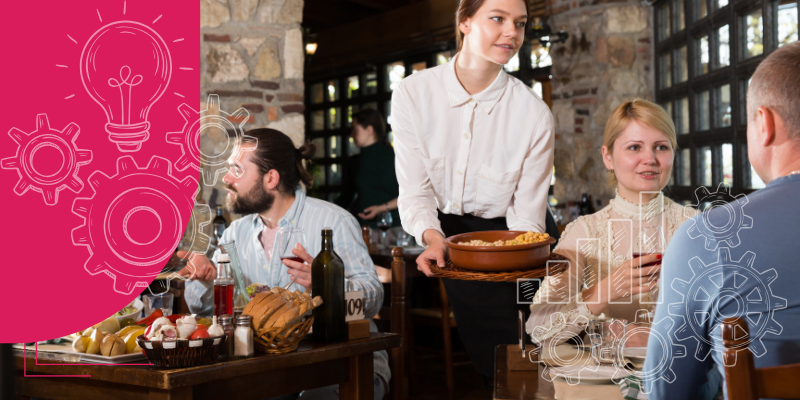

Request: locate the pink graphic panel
(0, 0), (200, 343)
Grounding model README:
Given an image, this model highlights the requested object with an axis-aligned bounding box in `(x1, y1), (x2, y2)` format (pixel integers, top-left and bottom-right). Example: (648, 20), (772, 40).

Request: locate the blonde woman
(526, 99), (696, 345)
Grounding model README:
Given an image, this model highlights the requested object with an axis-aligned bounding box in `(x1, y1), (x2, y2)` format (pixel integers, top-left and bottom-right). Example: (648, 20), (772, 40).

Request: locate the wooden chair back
(722, 317), (800, 400)
(389, 247), (407, 400)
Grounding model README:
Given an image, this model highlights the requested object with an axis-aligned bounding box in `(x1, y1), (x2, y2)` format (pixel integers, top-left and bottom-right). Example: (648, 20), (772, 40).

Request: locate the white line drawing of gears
(668, 248), (787, 364)
(533, 313), (600, 385)
(71, 155), (202, 295)
(605, 311), (687, 393)
(1, 114), (93, 205)
(166, 94), (257, 186)
(147, 198), (211, 296)
(684, 184), (753, 250)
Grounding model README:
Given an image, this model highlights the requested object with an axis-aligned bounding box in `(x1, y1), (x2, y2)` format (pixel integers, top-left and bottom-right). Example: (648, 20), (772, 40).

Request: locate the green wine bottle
(311, 227), (346, 342)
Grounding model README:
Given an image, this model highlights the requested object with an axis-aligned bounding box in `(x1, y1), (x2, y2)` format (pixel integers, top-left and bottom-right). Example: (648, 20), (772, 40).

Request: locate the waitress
(392, 0), (558, 381)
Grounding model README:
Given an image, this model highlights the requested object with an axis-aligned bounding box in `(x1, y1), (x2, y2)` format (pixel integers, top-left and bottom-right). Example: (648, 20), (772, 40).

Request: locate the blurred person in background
(335, 108), (401, 230)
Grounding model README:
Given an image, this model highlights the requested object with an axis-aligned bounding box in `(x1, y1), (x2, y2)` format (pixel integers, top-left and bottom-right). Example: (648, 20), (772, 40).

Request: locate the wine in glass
(278, 227), (307, 289)
(376, 211), (393, 248)
(631, 226), (666, 303)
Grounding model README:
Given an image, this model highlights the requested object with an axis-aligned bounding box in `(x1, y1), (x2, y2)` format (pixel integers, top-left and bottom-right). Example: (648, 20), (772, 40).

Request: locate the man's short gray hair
(747, 41), (800, 139)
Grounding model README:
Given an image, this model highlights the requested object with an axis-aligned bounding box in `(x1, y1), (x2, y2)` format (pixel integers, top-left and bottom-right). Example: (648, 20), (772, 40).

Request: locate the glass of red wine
(631, 226), (666, 303)
(376, 211), (393, 248)
(278, 227), (307, 289)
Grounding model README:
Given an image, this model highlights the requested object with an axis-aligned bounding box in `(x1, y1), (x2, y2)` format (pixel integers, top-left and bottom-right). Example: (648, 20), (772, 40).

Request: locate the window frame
(654, 0), (797, 202)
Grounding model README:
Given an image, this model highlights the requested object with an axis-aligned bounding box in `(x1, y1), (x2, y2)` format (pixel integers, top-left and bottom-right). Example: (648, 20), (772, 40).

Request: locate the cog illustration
(684, 184), (753, 250)
(533, 313), (600, 385)
(147, 198), (212, 296)
(72, 155), (205, 295)
(166, 94), (257, 186)
(602, 312), (687, 394)
(668, 248), (787, 364)
(1, 114), (93, 205)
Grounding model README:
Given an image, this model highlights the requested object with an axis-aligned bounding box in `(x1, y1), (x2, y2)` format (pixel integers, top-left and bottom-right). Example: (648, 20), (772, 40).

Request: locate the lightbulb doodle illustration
(668, 248), (786, 363)
(167, 94), (257, 186)
(79, 20), (171, 152)
(72, 155), (200, 295)
(1, 114), (93, 205)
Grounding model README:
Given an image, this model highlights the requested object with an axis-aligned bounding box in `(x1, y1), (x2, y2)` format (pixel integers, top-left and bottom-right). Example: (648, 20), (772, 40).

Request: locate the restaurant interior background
(188, 0), (797, 397)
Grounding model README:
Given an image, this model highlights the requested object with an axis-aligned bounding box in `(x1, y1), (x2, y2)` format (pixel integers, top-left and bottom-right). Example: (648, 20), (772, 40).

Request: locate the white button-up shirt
(392, 55), (555, 244)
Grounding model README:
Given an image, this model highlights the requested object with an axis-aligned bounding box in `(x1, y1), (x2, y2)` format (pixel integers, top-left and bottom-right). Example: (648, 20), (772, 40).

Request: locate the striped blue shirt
(185, 189), (389, 383)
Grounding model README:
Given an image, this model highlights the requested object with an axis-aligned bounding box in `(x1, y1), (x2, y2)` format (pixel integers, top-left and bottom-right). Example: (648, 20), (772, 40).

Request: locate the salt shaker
(218, 315), (235, 357)
(234, 314), (254, 356)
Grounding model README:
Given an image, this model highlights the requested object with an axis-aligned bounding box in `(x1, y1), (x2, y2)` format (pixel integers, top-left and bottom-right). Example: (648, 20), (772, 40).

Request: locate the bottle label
(345, 290), (364, 321)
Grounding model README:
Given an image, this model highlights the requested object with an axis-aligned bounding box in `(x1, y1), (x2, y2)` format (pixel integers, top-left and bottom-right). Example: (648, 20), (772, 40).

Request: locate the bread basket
(137, 335), (226, 368)
(253, 316), (314, 354)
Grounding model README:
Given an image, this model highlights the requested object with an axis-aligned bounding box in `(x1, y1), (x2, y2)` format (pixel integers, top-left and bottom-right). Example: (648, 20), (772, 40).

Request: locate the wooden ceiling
(303, 0), (424, 33)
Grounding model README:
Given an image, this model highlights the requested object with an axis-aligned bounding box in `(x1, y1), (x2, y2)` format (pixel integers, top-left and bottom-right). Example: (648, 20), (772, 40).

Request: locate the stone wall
(181, 0), (305, 249)
(199, 0), (305, 210)
(547, 1), (654, 207)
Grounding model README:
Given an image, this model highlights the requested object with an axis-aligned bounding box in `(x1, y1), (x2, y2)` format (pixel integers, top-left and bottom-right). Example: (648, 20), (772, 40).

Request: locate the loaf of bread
(246, 287), (325, 333)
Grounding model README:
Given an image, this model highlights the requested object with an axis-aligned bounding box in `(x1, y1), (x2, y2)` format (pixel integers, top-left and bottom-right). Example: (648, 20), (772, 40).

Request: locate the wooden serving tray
(429, 253), (569, 282)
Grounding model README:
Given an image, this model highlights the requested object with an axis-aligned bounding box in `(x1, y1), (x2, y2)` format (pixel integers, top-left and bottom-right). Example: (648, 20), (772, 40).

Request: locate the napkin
(618, 376), (648, 400)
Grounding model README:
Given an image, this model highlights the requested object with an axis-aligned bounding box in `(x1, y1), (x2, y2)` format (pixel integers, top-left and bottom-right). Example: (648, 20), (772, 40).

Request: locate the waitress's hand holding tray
(443, 231), (556, 272)
(416, 230), (449, 277)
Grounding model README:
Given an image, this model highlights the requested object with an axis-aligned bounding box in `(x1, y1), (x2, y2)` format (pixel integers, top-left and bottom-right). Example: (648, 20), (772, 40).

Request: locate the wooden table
(14, 333), (400, 400)
(494, 345), (555, 400)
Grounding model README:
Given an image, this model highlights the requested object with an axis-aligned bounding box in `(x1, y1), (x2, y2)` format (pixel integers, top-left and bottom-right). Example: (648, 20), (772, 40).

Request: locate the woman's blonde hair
(603, 99), (678, 187)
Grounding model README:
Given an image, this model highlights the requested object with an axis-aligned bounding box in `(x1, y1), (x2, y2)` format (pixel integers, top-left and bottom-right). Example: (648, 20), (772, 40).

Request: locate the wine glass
(277, 227), (307, 289)
(376, 212), (393, 248)
(631, 226), (666, 303)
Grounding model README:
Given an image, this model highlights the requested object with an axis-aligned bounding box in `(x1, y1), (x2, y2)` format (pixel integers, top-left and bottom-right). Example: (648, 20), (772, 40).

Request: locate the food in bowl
(457, 231), (550, 246)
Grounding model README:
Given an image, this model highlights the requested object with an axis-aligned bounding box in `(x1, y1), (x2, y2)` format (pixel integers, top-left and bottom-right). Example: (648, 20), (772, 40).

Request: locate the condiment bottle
(234, 315), (254, 356)
(311, 227), (346, 343)
(218, 314), (235, 357)
(214, 254), (234, 316)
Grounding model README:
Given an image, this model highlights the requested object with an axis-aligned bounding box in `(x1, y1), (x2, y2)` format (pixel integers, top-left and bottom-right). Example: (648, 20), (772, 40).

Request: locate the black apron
(438, 209), (560, 377)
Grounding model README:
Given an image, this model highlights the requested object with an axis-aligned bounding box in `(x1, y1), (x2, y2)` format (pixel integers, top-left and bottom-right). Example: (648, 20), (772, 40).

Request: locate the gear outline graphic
(598, 311), (687, 393)
(146, 201), (212, 296)
(166, 94), (257, 186)
(72, 155), (207, 295)
(532, 312), (601, 385)
(1, 114), (93, 205)
(668, 248), (787, 364)
(684, 184), (753, 250)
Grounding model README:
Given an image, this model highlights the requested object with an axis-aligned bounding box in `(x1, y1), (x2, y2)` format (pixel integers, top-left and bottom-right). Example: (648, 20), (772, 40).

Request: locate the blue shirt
(185, 189), (389, 384)
(646, 175), (800, 399)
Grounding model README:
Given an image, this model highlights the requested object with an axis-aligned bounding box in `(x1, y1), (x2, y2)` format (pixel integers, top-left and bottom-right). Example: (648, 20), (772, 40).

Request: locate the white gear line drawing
(532, 313), (600, 385)
(147, 200), (212, 296)
(668, 248), (787, 364)
(167, 94), (257, 186)
(684, 184), (753, 250)
(1, 114), (93, 205)
(72, 155), (203, 295)
(601, 311), (687, 394)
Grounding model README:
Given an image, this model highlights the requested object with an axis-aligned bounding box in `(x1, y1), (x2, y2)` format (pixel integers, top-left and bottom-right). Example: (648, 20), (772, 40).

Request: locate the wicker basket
(137, 335), (226, 368)
(254, 316), (314, 354)
(430, 253), (570, 282)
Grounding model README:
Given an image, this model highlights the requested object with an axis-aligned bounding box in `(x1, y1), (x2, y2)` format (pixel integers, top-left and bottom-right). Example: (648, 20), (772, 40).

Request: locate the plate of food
(548, 365), (623, 384)
(444, 231), (555, 271)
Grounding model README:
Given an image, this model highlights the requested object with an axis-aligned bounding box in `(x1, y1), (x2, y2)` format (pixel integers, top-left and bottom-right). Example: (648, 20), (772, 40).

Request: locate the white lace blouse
(525, 190), (696, 345)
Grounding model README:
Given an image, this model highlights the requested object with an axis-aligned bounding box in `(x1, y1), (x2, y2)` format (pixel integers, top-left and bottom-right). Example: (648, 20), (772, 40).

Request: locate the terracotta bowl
(444, 231), (555, 272)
